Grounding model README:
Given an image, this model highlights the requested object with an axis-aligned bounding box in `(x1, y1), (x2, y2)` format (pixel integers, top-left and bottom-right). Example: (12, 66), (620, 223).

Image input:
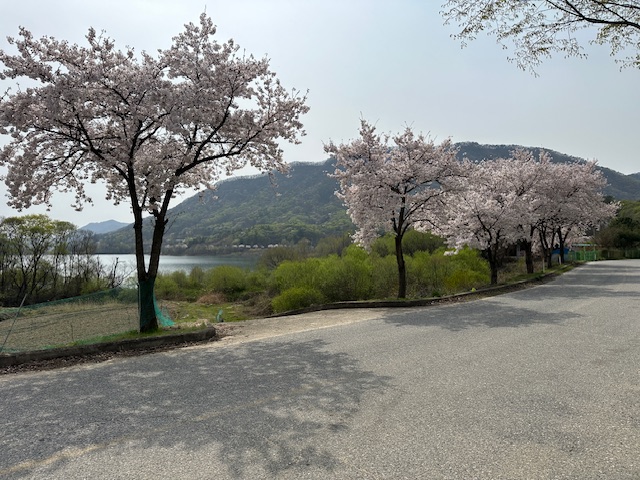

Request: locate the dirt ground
(0, 307), (403, 375)
(1, 275), (559, 375)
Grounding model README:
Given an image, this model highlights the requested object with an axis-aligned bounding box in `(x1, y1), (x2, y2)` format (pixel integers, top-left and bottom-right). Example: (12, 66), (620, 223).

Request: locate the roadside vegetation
(3, 202), (639, 353)
(155, 231), (500, 316)
(0, 215), (126, 307)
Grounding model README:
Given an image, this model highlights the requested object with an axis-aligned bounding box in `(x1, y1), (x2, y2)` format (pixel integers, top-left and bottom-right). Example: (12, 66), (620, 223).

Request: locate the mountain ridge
(81, 220), (129, 235)
(95, 143), (640, 254)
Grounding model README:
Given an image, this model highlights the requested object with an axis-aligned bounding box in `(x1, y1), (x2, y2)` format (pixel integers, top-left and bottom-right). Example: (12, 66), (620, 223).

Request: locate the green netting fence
(566, 248), (640, 262)
(0, 287), (173, 354)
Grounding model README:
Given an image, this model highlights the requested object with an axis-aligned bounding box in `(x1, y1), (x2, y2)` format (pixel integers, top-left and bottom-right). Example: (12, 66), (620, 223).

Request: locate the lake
(97, 254), (258, 275)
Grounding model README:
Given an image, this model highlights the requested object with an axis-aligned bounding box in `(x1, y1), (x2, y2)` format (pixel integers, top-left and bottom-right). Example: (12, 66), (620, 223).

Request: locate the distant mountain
(81, 220), (129, 234)
(96, 144), (640, 254)
(96, 161), (353, 254)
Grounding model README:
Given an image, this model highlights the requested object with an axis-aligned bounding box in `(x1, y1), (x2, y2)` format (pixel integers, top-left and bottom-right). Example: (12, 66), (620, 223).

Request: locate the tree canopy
(436, 150), (616, 283)
(442, 1), (640, 72)
(0, 13), (308, 330)
(325, 120), (461, 298)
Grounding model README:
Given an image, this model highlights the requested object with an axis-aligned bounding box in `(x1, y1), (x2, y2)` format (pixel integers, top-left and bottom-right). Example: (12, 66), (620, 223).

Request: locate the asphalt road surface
(1, 260), (639, 479)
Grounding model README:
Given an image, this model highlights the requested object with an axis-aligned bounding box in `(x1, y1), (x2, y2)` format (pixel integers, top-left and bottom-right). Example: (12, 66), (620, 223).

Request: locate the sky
(1, 0), (639, 226)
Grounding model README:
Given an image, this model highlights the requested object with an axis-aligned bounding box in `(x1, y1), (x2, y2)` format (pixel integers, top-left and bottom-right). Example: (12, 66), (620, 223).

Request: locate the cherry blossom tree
(0, 14), (308, 331)
(437, 149), (616, 281)
(436, 157), (529, 285)
(534, 160), (617, 266)
(325, 120), (460, 298)
(441, 0), (640, 73)
(507, 149), (554, 273)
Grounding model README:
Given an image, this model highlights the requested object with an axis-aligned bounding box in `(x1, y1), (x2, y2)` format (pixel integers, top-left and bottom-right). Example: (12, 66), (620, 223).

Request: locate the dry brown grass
(0, 301), (139, 353)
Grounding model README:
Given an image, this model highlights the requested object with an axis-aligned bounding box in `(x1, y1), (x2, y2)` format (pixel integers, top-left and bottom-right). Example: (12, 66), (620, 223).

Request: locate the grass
(166, 301), (251, 325)
(0, 295), (248, 353)
(0, 260), (579, 354)
(0, 300), (139, 353)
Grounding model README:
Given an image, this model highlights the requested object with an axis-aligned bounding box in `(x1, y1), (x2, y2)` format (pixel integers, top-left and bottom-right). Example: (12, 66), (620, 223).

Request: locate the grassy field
(0, 261), (574, 354)
(0, 295), (250, 353)
(0, 301), (140, 353)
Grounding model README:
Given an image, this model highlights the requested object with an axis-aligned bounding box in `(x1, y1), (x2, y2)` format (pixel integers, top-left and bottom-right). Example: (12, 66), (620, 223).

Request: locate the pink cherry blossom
(325, 120), (461, 298)
(0, 13), (309, 331)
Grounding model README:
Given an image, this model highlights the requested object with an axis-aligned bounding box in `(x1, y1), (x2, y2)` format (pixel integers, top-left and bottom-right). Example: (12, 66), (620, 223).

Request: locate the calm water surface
(97, 254), (257, 274)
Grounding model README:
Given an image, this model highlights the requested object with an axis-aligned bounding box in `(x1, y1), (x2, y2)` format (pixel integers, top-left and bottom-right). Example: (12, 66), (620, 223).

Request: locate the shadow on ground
(382, 298), (581, 331)
(1, 338), (392, 479)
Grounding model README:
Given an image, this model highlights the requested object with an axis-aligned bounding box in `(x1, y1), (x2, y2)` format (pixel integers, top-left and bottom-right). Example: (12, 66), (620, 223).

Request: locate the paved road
(1, 260), (639, 479)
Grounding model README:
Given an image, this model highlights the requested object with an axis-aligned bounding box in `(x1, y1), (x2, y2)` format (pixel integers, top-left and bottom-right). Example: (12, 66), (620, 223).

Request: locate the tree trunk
(538, 226), (555, 269)
(486, 243), (499, 285)
(132, 202), (159, 332)
(557, 227), (568, 264)
(488, 255), (499, 285)
(138, 276), (158, 331)
(395, 233), (407, 299)
(523, 240), (534, 274)
(130, 182), (172, 332)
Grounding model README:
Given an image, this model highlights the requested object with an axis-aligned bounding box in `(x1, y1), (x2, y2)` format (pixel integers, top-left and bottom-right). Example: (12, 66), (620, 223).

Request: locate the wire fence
(0, 288), (139, 354)
(565, 248), (640, 262)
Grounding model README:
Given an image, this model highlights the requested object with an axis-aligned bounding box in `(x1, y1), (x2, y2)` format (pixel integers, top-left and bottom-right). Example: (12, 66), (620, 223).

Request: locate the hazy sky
(1, 0), (639, 226)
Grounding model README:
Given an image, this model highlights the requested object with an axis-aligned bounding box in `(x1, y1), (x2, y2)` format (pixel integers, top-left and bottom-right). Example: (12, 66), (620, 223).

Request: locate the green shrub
(445, 248), (490, 292)
(369, 254), (398, 298)
(257, 246), (302, 270)
(271, 286), (325, 313)
(271, 258), (322, 293)
(316, 249), (373, 302)
(402, 229), (445, 255)
(408, 251), (450, 297)
(371, 234), (395, 257)
(189, 266), (205, 286)
(205, 265), (249, 299)
(371, 230), (445, 257)
(443, 268), (487, 292)
(116, 287), (139, 303)
(154, 275), (181, 300)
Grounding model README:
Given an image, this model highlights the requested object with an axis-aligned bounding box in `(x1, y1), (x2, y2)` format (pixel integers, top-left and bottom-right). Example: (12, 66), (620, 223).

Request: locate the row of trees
(0, 215), (124, 306)
(436, 150), (617, 283)
(328, 121), (616, 296)
(1, 3), (636, 328)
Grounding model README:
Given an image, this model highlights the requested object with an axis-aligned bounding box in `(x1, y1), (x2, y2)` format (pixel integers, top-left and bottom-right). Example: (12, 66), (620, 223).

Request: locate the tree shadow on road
(383, 261), (640, 332)
(382, 299), (581, 332)
(526, 261), (640, 300)
(1, 339), (391, 479)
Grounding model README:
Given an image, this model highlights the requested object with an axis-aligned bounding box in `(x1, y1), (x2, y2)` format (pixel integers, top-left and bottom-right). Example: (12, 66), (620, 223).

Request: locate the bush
(443, 268), (487, 292)
(157, 270), (206, 301)
(407, 247), (490, 297)
(316, 247), (373, 302)
(271, 258), (322, 293)
(116, 287), (138, 303)
(371, 230), (445, 257)
(257, 246), (302, 270)
(446, 247), (490, 292)
(408, 251), (449, 297)
(271, 286), (325, 313)
(189, 266), (206, 286)
(369, 254), (399, 298)
(154, 275), (182, 300)
(205, 265), (249, 300)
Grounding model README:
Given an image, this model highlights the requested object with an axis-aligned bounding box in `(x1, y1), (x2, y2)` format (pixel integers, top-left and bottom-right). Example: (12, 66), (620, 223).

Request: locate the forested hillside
(96, 145), (640, 254)
(96, 161), (353, 254)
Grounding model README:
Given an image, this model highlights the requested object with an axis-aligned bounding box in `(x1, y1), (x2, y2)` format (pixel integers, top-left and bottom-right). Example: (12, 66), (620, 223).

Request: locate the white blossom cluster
(326, 122), (616, 286)
(0, 13), (308, 291)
